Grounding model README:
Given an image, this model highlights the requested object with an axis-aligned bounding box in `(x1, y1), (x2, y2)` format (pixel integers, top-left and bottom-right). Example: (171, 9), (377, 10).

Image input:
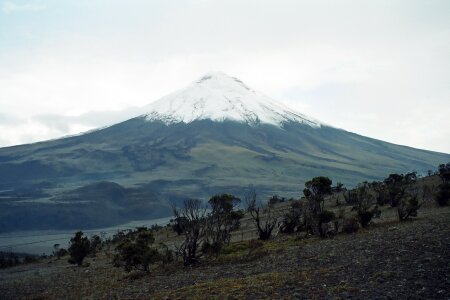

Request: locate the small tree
(245, 189), (278, 240)
(204, 194), (243, 253)
(53, 244), (60, 257)
(172, 199), (208, 266)
(438, 163), (450, 182)
(89, 235), (102, 257)
(384, 172), (416, 207)
(53, 243), (68, 259)
(303, 176), (333, 213)
(303, 177), (334, 237)
(349, 182), (381, 227)
(114, 231), (160, 272)
(436, 163), (450, 206)
(68, 231), (90, 266)
(436, 182), (450, 206)
(369, 181), (389, 206)
(397, 191), (422, 221)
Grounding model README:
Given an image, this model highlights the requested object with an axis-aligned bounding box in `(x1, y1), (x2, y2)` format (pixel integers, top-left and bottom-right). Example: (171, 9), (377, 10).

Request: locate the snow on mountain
(143, 71), (321, 128)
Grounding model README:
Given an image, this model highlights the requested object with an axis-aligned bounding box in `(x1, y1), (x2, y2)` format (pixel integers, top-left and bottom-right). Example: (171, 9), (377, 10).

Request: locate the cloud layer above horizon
(0, 0), (449, 153)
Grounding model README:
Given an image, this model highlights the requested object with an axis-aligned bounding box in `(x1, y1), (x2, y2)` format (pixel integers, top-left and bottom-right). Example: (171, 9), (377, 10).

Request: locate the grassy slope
(0, 119), (448, 230)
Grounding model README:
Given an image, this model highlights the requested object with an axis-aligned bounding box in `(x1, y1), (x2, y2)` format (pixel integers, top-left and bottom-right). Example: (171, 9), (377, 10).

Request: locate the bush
(342, 218), (359, 234)
(114, 231), (160, 272)
(201, 240), (223, 256)
(358, 211), (374, 228)
(316, 210), (335, 237)
(343, 189), (358, 205)
(279, 201), (304, 234)
(89, 235), (102, 257)
(268, 195), (284, 206)
(349, 182), (381, 228)
(247, 239), (264, 253)
(317, 210), (335, 224)
(384, 172), (416, 207)
(68, 231), (90, 266)
(55, 248), (68, 259)
(436, 182), (450, 206)
(397, 195), (421, 221)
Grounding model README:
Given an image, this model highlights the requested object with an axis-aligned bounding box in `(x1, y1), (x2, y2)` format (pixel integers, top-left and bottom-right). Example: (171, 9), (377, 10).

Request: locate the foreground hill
(0, 72), (449, 231)
(1, 206), (449, 299)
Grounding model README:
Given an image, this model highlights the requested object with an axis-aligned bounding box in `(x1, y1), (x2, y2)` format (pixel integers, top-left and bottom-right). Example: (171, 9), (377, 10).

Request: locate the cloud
(0, 107), (145, 147)
(2, 1), (46, 14)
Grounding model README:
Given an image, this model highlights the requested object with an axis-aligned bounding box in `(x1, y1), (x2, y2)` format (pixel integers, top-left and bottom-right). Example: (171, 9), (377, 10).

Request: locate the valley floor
(1, 207), (449, 299)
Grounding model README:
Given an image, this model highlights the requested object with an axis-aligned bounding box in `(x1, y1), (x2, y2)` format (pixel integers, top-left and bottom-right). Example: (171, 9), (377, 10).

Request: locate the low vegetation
(2, 162), (449, 299)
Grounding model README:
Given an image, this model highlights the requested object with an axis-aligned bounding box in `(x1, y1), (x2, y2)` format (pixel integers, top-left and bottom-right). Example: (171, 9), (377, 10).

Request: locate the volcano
(0, 71), (448, 231)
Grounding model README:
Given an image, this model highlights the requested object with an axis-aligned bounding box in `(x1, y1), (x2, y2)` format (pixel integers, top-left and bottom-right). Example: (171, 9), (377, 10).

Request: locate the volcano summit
(143, 71), (320, 127)
(0, 72), (448, 231)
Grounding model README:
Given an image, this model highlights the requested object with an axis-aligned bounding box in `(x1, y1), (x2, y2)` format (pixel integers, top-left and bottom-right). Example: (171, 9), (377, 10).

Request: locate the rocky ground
(1, 206), (449, 299)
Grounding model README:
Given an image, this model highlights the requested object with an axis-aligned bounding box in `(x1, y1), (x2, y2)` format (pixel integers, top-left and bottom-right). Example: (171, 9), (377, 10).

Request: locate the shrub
(436, 182), (450, 206)
(316, 210), (335, 237)
(397, 195), (421, 221)
(438, 163), (450, 183)
(114, 231), (160, 272)
(268, 195), (284, 206)
(384, 172), (416, 207)
(247, 239), (264, 253)
(207, 194), (243, 247)
(159, 244), (174, 264)
(343, 189), (358, 205)
(342, 218), (359, 234)
(68, 231), (90, 266)
(170, 217), (187, 235)
(350, 182), (381, 227)
(23, 255), (38, 264)
(303, 176), (333, 213)
(358, 211), (374, 228)
(201, 240), (223, 256)
(89, 235), (102, 257)
(55, 248), (68, 259)
(317, 210), (335, 224)
(279, 201), (304, 234)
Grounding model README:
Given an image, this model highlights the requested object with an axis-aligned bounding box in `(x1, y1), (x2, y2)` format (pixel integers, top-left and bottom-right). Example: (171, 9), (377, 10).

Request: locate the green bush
(114, 231), (160, 272)
(68, 231), (90, 266)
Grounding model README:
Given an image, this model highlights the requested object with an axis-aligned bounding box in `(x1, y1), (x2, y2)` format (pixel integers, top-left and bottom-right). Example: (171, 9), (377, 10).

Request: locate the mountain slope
(0, 72), (448, 231)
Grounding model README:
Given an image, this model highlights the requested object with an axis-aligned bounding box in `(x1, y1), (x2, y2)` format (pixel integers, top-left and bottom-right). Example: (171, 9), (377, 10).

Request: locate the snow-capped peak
(143, 71), (321, 128)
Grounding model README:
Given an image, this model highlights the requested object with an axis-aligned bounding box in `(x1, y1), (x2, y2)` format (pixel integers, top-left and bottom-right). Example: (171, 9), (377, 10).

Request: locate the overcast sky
(0, 0), (449, 153)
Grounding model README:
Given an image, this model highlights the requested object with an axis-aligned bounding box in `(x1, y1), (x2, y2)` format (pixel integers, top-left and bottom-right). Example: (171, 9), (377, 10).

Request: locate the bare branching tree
(244, 188), (278, 240)
(172, 199), (208, 266)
